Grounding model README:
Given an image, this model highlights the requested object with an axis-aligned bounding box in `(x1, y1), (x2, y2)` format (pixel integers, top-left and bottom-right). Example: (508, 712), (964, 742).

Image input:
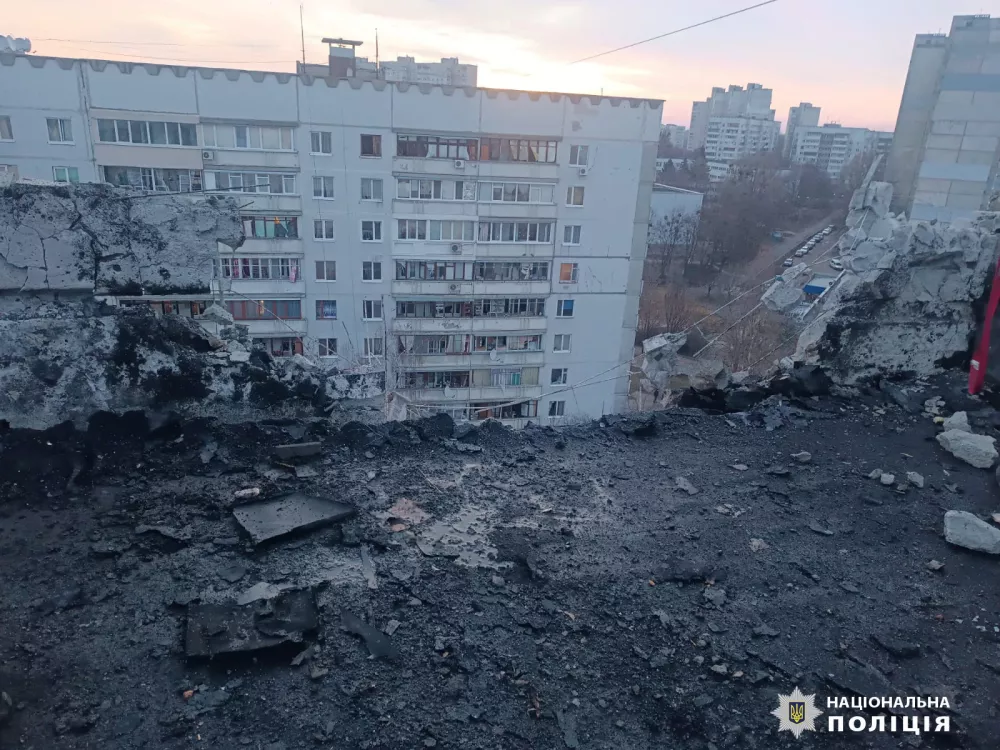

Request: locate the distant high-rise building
(660, 124), (687, 149)
(297, 40), (476, 87)
(789, 124), (893, 179)
(784, 103), (821, 158)
(885, 15), (1000, 221)
(686, 83), (774, 152)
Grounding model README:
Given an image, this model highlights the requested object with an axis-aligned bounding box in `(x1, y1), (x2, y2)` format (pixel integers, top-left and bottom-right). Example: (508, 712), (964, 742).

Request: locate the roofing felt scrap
(184, 589), (319, 658)
(340, 610), (402, 662)
(232, 492), (356, 544)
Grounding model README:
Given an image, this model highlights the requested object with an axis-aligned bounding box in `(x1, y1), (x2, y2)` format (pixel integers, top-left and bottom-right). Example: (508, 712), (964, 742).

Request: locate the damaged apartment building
(0, 42), (660, 426)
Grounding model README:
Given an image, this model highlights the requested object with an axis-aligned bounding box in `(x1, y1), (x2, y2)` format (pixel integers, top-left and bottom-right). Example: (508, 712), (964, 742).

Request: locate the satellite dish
(488, 349), (499, 361)
(443, 385), (454, 399)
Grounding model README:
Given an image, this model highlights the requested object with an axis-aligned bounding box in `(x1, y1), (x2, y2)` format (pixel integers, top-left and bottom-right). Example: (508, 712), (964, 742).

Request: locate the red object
(969, 255), (1000, 394)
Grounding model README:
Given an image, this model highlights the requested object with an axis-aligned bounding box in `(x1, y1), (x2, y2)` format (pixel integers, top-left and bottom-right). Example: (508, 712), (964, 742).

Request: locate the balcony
(391, 280), (551, 296)
(393, 157), (480, 178)
(395, 350), (545, 369)
(231, 318), (307, 335)
(392, 200), (479, 218)
(392, 316), (547, 334)
(213, 193), (302, 213)
(208, 149), (299, 170)
(395, 385), (543, 403)
(213, 278), (304, 296)
(236, 238), (304, 255)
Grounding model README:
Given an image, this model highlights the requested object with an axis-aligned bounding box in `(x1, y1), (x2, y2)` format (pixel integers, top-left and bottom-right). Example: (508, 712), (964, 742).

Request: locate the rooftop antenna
(299, 4), (306, 67)
(375, 28), (379, 77)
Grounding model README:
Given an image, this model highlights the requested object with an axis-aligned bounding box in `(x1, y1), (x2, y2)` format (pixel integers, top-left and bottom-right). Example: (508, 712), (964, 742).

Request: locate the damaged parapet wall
(0, 183), (383, 429)
(763, 168), (1000, 383)
(0, 182), (241, 294)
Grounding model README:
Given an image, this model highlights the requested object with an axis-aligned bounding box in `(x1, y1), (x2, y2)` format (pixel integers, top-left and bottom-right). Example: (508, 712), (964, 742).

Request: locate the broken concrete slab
(942, 411), (972, 433)
(273, 442), (323, 460)
(340, 610), (402, 662)
(232, 492), (356, 545)
(936, 430), (998, 469)
(943, 510), (1000, 554)
(184, 589), (318, 658)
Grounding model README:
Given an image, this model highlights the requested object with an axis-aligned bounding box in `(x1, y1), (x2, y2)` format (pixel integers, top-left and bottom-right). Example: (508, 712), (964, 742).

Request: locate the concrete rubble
(763, 164), (1000, 383)
(943, 510), (1000, 554)
(936, 429), (998, 469)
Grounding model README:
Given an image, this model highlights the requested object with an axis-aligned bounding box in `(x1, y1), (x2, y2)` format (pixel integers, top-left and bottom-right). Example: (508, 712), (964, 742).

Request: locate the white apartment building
(0, 52), (659, 427)
(687, 83), (775, 152)
(885, 14), (1000, 221)
(784, 102), (821, 158)
(376, 57), (477, 87)
(789, 124), (893, 179)
(702, 116), (780, 165)
(660, 123), (687, 148)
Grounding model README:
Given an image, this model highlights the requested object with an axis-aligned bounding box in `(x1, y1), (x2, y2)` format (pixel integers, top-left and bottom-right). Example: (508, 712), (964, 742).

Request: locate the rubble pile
(765, 166), (1000, 383)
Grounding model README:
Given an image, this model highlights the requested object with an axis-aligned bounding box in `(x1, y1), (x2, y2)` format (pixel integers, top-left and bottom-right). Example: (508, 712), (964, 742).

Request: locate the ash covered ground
(2, 377), (1000, 749)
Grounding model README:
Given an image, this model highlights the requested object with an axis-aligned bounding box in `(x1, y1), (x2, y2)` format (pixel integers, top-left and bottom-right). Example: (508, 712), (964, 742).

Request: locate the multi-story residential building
(783, 102), (821, 158)
(789, 124), (894, 179)
(885, 14), (1000, 221)
(702, 116), (780, 165)
(0, 49), (659, 426)
(297, 40), (476, 87)
(687, 83), (775, 152)
(660, 123), (687, 149)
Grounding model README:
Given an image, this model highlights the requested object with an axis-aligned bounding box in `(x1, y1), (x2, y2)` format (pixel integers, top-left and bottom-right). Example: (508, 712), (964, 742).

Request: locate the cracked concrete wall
(0, 183), (242, 294)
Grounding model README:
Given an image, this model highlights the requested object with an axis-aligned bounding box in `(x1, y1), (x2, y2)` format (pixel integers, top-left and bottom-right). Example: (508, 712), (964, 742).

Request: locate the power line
(569, 0), (780, 65)
(33, 37), (279, 48)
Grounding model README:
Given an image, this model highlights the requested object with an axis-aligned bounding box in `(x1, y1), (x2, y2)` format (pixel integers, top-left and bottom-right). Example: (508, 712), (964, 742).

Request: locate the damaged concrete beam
(232, 492), (356, 545)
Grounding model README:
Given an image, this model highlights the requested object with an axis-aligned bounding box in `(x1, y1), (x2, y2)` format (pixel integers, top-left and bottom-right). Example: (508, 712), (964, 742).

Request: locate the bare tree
(648, 211), (700, 283)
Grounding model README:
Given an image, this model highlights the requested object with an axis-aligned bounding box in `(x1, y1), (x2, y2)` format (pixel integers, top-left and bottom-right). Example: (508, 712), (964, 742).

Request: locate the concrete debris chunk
(941, 411), (972, 433)
(926, 559), (945, 572)
(906, 472), (925, 489)
(232, 492), (356, 544)
(943, 510), (1000, 554)
(936, 430), (998, 469)
(184, 589), (318, 658)
(273, 442), (323, 460)
(340, 610), (402, 662)
(791, 451), (812, 463)
(879, 473), (895, 486)
(675, 476), (699, 495)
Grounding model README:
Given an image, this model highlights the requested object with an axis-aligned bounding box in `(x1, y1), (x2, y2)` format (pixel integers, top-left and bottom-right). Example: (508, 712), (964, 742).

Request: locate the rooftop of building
(0, 52), (664, 109)
(652, 183), (703, 195)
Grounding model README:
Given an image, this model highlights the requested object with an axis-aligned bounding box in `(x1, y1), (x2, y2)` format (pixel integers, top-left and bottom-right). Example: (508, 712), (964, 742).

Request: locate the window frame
(315, 299), (338, 320)
(397, 219), (428, 241)
(363, 337), (385, 357)
(361, 220), (383, 242)
(556, 299), (575, 318)
(313, 219), (336, 241)
(559, 263), (579, 283)
(563, 225), (582, 246)
(566, 186), (585, 207)
(315, 260), (337, 281)
(362, 261), (382, 282)
(52, 166), (80, 184)
(46, 117), (73, 144)
(312, 175), (335, 200)
(360, 177), (383, 202)
(0, 116), (12, 141)
(553, 334), (572, 353)
(232, 124), (294, 151)
(318, 338), (338, 357)
(362, 299), (384, 321)
(568, 145), (590, 167)
(310, 130), (333, 155)
(550, 368), (568, 385)
(360, 134), (382, 157)
(548, 400), (566, 417)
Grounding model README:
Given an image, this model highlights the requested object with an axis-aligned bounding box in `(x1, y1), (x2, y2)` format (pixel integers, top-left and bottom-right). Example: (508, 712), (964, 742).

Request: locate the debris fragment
(731, 463), (749, 471)
(936, 430), (998, 469)
(808, 521), (834, 536)
(273, 442), (322, 460)
(941, 411), (971, 433)
(906, 472), (925, 489)
(184, 590), (319, 658)
(879, 473), (895, 486)
(749, 538), (769, 553)
(791, 451), (812, 463)
(232, 492), (355, 544)
(294, 465), (319, 479)
(765, 465), (790, 476)
(340, 611), (401, 661)
(926, 560), (945, 572)
(867, 469), (882, 480)
(675, 476), (698, 495)
(943, 510), (1000, 554)
(234, 487), (261, 499)
(218, 563), (247, 584)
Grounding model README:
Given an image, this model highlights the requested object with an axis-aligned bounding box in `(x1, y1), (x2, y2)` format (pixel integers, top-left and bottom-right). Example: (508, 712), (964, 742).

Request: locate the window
(569, 145), (589, 166)
(104, 166), (203, 192)
(362, 261), (382, 282)
(551, 368), (568, 385)
(313, 176), (335, 199)
(52, 166), (79, 184)
(563, 225), (582, 245)
(361, 134), (382, 157)
(314, 219), (335, 240)
(361, 178), (383, 202)
(566, 186), (585, 206)
(548, 400), (566, 417)
(255, 337), (300, 357)
(46, 118), (73, 143)
(553, 334), (571, 352)
(226, 300), (301, 320)
(310, 131), (332, 154)
(361, 220), (382, 242)
(477, 182), (554, 204)
(0, 116), (12, 140)
(233, 125), (294, 151)
(96, 119), (196, 146)
(363, 300), (383, 321)
(397, 219), (427, 241)
(397, 178), (442, 200)
(472, 261), (549, 281)
(315, 300), (338, 320)
(315, 261), (337, 281)
(559, 263), (579, 283)
(318, 338), (338, 357)
(364, 337), (384, 357)
(480, 138), (557, 163)
(472, 334), (542, 352)
(396, 134), (478, 160)
(429, 220), (475, 242)
(242, 216), (298, 239)
(211, 171), (295, 194)
(476, 222), (554, 244)
(556, 299), (574, 317)
(218, 257), (299, 280)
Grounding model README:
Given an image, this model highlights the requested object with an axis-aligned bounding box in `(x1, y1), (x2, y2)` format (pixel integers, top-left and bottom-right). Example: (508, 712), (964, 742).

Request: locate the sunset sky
(8, 0), (998, 132)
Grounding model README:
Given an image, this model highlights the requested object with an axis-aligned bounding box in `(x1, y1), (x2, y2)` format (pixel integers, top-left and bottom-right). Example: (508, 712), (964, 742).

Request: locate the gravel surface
(2, 380), (1000, 749)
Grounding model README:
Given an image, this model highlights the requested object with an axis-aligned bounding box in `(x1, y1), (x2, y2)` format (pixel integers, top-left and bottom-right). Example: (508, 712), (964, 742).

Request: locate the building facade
(784, 102), (821, 158)
(885, 14), (1000, 221)
(702, 115), (780, 165)
(687, 83), (775, 152)
(660, 123), (687, 148)
(789, 124), (893, 179)
(0, 53), (659, 426)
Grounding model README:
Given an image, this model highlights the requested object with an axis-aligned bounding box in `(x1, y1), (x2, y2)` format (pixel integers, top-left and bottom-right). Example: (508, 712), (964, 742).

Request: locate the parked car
(795, 249), (808, 257)
(783, 258), (794, 267)
(829, 258), (844, 270)
(822, 227), (833, 235)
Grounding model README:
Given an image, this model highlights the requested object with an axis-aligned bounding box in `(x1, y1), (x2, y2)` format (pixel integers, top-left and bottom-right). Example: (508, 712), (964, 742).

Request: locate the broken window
(226, 300), (301, 320)
(548, 400), (566, 417)
(362, 300), (383, 320)
(0, 116), (12, 140)
(318, 338), (338, 357)
(551, 368), (568, 385)
(361, 134), (382, 157)
(242, 216), (298, 239)
(315, 300), (338, 320)
(473, 261), (549, 281)
(397, 134), (477, 160)
(364, 337), (384, 357)
(480, 138), (556, 163)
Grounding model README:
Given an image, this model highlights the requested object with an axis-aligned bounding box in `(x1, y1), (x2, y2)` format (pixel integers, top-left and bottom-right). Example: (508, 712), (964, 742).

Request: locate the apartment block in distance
(783, 102), (821, 158)
(0, 45), (660, 426)
(789, 123), (893, 179)
(687, 83), (780, 172)
(885, 14), (1000, 221)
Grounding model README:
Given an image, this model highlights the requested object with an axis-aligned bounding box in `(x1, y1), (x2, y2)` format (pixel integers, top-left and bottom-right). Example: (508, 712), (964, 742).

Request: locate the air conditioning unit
(454, 159), (466, 169)
(577, 166), (589, 177)
(202, 150), (215, 161)
(450, 243), (461, 254)
(448, 283), (459, 292)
